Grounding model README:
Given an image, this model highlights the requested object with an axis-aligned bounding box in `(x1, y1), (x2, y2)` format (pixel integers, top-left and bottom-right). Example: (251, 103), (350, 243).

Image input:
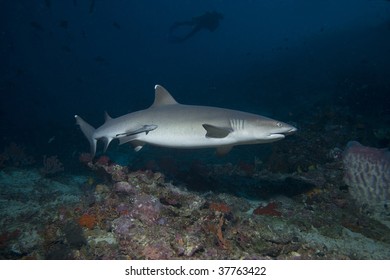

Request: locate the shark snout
(269, 124), (297, 139)
(284, 126), (297, 135)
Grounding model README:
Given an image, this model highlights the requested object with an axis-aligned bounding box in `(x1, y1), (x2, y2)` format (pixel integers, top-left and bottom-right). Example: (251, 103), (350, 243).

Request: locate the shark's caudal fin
(75, 115), (97, 157)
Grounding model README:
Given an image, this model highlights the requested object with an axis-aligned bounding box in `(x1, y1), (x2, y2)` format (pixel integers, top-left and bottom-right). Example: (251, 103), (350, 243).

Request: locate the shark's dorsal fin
(104, 111), (112, 122)
(151, 85), (179, 107)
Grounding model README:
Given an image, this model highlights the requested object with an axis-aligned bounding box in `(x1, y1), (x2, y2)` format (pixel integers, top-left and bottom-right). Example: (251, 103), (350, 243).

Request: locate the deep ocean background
(1, 0), (390, 165)
(1, 0), (390, 261)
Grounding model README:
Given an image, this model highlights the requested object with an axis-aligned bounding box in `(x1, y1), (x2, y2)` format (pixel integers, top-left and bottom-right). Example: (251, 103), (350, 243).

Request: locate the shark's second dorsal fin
(104, 111), (112, 122)
(151, 85), (179, 107)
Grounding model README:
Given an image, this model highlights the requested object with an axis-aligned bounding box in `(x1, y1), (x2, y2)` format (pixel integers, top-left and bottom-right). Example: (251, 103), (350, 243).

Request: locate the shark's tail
(75, 115), (97, 157)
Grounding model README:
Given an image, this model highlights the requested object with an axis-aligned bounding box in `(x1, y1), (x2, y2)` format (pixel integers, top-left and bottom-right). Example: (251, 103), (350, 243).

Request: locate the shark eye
(276, 122), (283, 127)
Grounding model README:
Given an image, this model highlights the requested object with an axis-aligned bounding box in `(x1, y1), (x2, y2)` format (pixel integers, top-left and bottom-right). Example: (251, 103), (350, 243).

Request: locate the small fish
(61, 45), (72, 53)
(87, 177), (94, 186)
(45, 0), (51, 9)
(59, 20), (69, 29)
(30, 21), (44, 31)
(94, 56), (108, 65)
(16, 68), (24, 76)
(112, 21), (121, 30)
(89, 0), (96, 14)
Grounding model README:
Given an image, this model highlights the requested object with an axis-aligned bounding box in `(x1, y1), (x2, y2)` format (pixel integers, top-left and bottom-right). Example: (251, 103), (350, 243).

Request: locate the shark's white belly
(128, 105), (242, 148)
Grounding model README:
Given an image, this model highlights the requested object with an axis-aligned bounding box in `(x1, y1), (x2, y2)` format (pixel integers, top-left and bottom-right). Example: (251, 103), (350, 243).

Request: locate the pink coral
(112, 216), (135, 238)
(2, 142), (34, 167)
(79, 152), (93, 164)
(114, 181), (137, 194)
(131, 194), (162, 225)
(142, 241), (174, 259)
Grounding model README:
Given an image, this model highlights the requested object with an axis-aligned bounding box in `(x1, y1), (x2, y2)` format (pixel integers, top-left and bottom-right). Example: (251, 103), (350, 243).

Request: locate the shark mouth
(269, 127), (297, 138)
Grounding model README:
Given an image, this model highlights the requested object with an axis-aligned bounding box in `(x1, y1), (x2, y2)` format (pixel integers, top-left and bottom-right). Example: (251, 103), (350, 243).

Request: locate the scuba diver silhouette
(169, 11), (224, 43)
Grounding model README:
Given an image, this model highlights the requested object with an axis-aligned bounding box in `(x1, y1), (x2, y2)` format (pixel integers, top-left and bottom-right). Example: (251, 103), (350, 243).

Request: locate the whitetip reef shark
(75, 85), (297, 157)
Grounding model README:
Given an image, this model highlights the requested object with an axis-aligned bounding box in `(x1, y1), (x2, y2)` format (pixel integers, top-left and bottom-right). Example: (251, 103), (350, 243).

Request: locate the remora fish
(75, 85), (297, 157)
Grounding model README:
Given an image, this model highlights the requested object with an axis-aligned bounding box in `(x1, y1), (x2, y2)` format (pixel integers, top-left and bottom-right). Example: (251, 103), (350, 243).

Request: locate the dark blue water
(1, 0), (390, 260)
(2, 0), (389, 154)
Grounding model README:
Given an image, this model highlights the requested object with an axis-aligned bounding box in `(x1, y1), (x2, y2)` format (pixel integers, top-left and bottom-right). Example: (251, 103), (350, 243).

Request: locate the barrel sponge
(343, 141), (390, 213)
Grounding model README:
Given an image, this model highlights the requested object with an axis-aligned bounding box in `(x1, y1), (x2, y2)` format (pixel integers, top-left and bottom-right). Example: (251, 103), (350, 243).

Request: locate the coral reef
(0, 143), (35, 168)
(40, 155), (64, 177)
(343, 141), (390, 224)
(78, 214), (97, 230)
(253, 202), (282, 217)
(1, 128), (390, 259)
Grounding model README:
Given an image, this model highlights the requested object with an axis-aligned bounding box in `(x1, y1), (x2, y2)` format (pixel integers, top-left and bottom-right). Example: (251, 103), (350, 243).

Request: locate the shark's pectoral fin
(116, 124), (158, 138)
(202, 124), (232, 138)
(216, 146), (233, 156)
(119, 136), (146, 151)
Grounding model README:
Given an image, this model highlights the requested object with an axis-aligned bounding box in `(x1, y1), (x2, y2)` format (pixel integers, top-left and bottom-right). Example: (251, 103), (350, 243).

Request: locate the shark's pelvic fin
(202, 124), (232, 138)
(131, 140), (146, 152)
(75, 115), (97, 157)
(151, 85), (179, 107)
(118, 135), (138, 145)
(119, 138), (145, 151)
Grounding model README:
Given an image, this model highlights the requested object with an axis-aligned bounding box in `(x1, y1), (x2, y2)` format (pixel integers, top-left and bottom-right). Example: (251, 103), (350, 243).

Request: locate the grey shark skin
(75, 85), (297, 157)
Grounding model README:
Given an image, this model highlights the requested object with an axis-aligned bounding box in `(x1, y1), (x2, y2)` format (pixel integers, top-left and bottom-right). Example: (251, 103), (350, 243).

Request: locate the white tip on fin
(134, 146), (143, 152)
(131, 140), (145, 152)
(151, 85), (179, 107)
